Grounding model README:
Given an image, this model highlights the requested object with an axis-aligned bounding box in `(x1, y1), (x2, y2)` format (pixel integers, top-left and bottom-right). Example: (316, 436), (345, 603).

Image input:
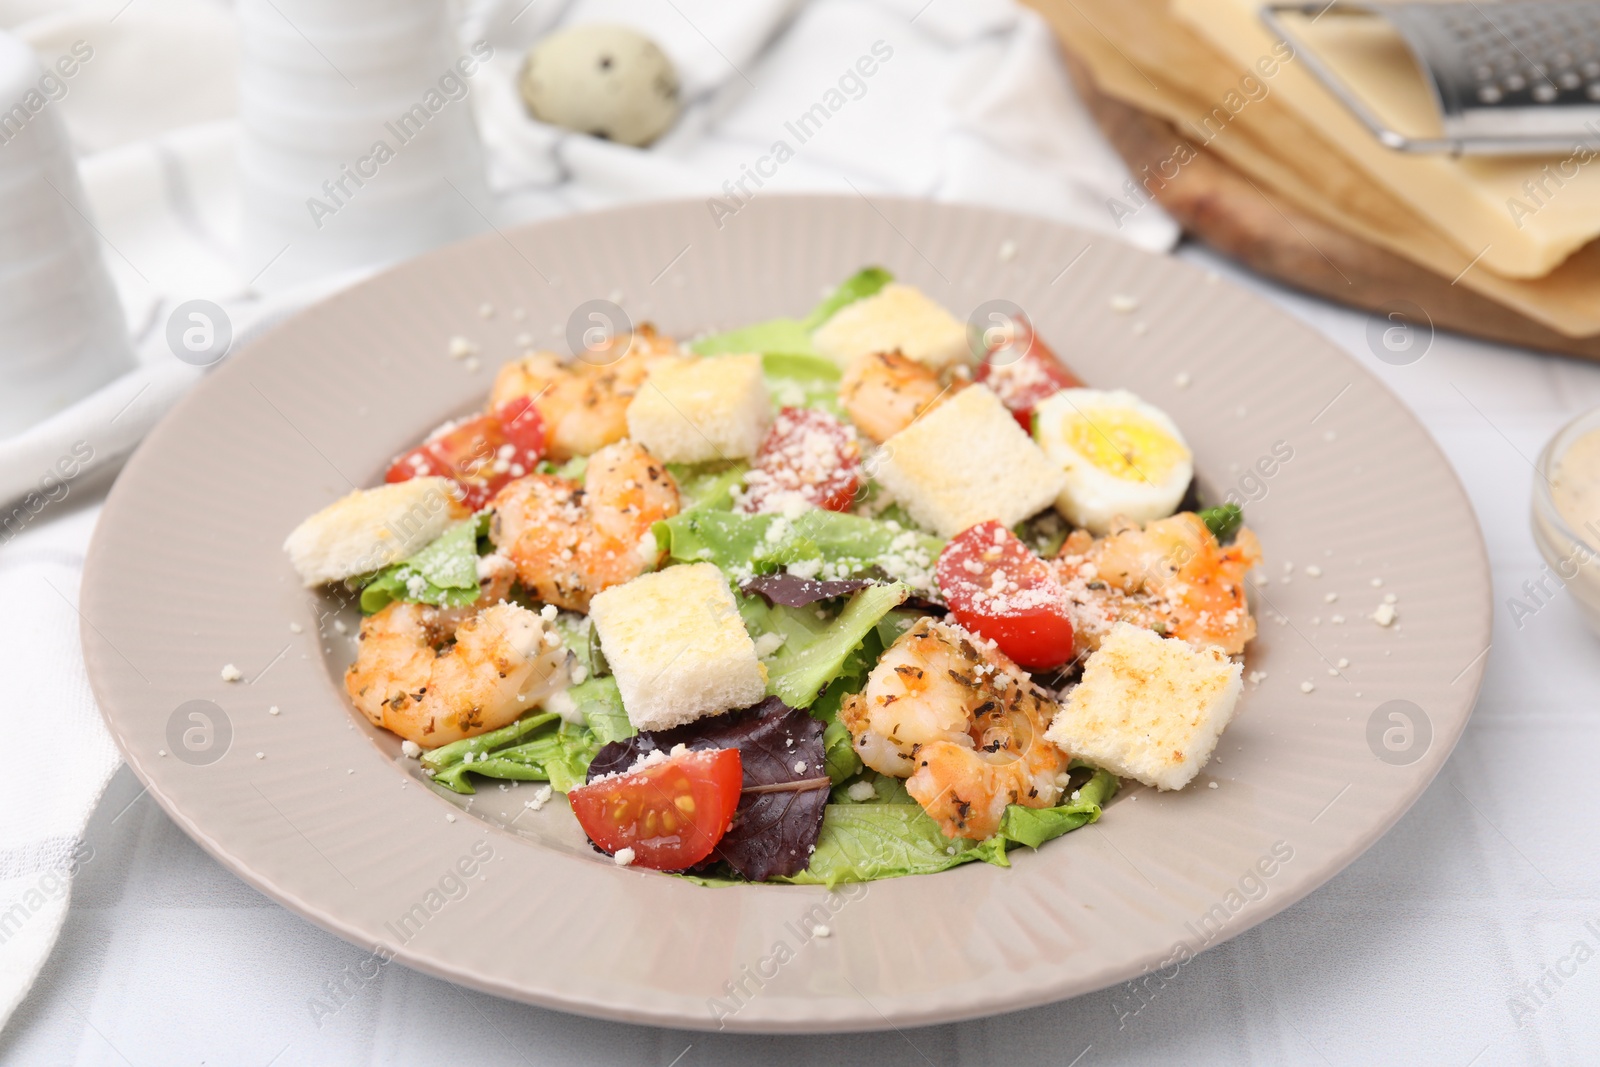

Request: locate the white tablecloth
(3, 0), (1599, 1062)
(5, 244), (1598, 1065)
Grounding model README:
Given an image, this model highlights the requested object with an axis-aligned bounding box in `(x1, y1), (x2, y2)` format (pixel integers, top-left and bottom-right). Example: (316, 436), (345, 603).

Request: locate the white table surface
(3, 242), (1597, 1067)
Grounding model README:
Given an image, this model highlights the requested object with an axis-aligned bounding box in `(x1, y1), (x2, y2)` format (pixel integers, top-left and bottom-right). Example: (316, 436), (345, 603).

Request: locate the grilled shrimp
(345, 563), (567, 748)
(839, 617), (1068, 840)
(1053, 512), (1262, 657)
(489, 325), (686, 460)
(838, 351), (954, 444)
(489, 440), (679, 611)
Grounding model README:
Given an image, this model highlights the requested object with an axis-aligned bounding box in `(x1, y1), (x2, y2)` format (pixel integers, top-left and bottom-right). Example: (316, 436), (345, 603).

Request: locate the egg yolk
(1065, 409), (1189, 483)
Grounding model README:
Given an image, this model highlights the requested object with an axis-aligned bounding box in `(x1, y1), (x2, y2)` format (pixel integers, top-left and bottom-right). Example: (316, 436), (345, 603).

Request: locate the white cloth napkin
(0, 0), (1175, 1031)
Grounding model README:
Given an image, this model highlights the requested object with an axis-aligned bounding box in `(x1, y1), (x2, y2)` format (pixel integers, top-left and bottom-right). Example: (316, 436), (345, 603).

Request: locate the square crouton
(625, 354), (770, 463)
(588, 562), (767, 731)
(283, 476), (468, 587)
(872, 385), (1065, 538)
(812, 284), (969, 371)
(1046, 622), (1243, 791)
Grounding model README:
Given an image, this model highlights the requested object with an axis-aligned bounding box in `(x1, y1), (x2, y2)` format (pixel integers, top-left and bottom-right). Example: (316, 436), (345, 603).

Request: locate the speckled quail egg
(1032, 388), (1194, 534)
(518, 25), (680, 147)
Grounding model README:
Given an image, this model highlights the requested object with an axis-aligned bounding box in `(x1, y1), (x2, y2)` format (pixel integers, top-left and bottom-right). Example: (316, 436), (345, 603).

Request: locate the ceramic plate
(81, 196), (1491, 1032)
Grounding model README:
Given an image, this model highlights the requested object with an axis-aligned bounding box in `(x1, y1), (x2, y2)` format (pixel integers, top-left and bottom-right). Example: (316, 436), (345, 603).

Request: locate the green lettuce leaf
(742, 582), (909, 708)
(1199, 503), (1243, 544)
(800, 266), (893, 331)
(666, 461), (748, 513)
(690, 267), (893, 361)
(357, 517), (484, 614)
(873, 607), (922, 649)
(420, 711), (601, 795)
(996, 768), (1119, 848)
(773, 802), (1010, 887)
(653, 508), (942, 590)
(801, 626), (881, 785)
(692, 318), (817, 359)
(566, 676), (634, 745)
(773, 767), (1117, 885)
(761, 352), (843, 416)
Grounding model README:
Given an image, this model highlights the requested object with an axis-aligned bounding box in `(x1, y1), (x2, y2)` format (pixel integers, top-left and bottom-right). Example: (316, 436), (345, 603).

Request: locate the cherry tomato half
(935, 520), (1075, 671)
(975, 327), (1083, 432)
(568, 747), (743, 871)
(385, 400), (546, 511)
(738, 407), (863, 514)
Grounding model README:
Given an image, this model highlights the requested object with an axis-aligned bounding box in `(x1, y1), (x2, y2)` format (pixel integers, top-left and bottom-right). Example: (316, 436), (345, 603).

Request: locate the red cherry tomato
(568, 747), (743, 871)
(385, 402), (546, 511)
(935, 520), (1075, 671)
(739, 407), (863, 514)
(975, 327), (1083, 432)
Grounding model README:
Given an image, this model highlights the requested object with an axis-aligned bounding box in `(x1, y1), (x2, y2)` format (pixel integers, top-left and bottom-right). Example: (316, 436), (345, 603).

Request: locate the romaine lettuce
(421, 710), (601, 794)
(653, 508), (942, 589)
(567, 676), (634, 745)
(692, 319), (817, 359)
(773, 802), (1009, 887)
(800, 266), (893, 331)
(770, 767), (1118, 885)
(761, 352), (843, 416)
(740, 582), (908, 708)
(666, 461), (748, 512)
(357, 516), (484, 614)
(997, 767), (1119, 848)
(690, 267), (892, 360)
(1199, 503), (1243, 544)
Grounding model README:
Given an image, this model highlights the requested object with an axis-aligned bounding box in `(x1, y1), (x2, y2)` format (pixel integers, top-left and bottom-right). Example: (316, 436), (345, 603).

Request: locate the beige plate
(82, 196), (1491, 1033)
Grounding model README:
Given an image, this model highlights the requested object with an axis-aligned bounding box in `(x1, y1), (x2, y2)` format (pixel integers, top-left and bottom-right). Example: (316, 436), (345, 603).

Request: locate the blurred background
(1, 1), (1597, 1064)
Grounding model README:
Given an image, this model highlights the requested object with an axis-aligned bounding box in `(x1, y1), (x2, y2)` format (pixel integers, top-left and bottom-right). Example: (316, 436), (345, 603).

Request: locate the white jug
(0, 31), (134, 439)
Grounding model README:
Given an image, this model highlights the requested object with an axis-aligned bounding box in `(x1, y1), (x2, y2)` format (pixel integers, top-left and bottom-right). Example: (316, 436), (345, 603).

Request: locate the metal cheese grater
(1261, 1), (1600, 154)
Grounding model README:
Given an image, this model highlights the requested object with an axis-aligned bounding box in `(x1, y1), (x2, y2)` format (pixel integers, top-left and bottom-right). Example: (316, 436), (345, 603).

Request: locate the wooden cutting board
(1058, 49), (1600, 361)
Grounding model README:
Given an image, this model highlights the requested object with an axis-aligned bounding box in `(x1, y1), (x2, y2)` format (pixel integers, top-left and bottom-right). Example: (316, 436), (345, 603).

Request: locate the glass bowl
(1532, 405), (1600, 639)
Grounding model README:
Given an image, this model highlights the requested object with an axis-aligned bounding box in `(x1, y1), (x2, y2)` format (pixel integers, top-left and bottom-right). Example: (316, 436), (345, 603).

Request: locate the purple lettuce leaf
(586, 697), (829, 881)
(739, 573), (874, 608)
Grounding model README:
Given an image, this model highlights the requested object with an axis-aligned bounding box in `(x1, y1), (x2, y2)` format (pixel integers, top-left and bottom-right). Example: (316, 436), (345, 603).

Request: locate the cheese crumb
(754, 632), (787, 658)
(268, 705), (280, 716)
(1208, 781), (1219, 789)
(1371, 577), (1384, 587)
(1300, 681), (1315, 693)
(525, 784), (554, 811)
(448, 336), (477, 360)
(1174, 372), (1191, 389)
(221, 664), (243, 682)
(1324, 592), (1338, 603)
(812, 924), (832, 938)
(792, 761), (807, 775)
(1247, 670), (1266, 685)
(255, 751), (265, 759)
(401, 739), (422, 758)
(288, 622), (303, 634)
(478, 302), (494, 319)
(998, 239), (1017, 262)
(613, 847), (636, 866)
(445, 813), (457, 823)
(1304, 565), (1322, 577)
(1337, 658), (1350, 668)
(1372, 603), (1398, 627)
(1109, 294), (1138, 313)
(847, 780), (877, 802)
